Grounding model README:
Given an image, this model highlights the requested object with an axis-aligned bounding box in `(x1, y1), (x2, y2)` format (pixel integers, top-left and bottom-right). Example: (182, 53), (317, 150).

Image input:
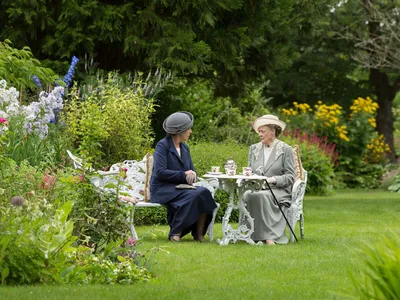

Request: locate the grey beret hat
(163, 111), (194, 134)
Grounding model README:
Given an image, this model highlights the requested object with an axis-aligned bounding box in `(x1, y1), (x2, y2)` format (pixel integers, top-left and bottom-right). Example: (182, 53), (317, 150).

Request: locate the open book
(175, 184), (197, 189)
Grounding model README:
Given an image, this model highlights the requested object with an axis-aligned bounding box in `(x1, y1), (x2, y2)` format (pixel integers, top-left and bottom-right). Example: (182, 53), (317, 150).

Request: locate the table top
(203, 173), (268, 180)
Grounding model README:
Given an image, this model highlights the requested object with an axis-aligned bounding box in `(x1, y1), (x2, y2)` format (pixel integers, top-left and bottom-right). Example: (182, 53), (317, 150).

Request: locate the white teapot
(224, 159), (237, 171)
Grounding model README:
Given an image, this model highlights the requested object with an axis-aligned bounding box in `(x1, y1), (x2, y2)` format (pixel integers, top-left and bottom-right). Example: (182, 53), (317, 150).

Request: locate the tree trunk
(369, 69), (396, 162)
(365, 0), (396, 162)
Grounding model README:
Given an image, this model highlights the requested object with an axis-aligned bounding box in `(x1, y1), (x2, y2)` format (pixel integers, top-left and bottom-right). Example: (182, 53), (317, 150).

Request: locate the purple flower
(31, 76), (42, 89)
(64, 56), (79, 88)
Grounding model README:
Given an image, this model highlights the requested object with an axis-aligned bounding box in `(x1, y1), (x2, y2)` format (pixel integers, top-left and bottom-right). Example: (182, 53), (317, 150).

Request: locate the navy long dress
(150, 136), (217, 239)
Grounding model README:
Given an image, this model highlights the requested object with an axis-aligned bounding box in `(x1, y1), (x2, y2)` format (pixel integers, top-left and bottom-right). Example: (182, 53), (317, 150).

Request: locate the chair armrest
(291, 179), (306, 206)
(195, 177), (219, 197)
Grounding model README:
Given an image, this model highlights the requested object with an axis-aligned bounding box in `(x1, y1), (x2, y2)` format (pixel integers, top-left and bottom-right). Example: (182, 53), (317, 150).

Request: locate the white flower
(0, 81), (65, 139)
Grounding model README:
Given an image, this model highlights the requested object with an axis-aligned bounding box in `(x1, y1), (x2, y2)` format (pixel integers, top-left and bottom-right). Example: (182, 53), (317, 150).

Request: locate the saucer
(207, 172), (223, 175)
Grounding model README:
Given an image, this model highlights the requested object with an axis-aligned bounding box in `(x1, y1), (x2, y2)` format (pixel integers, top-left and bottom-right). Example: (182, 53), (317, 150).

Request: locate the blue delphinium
(31, 75), (42, 89)
(63, 56), (79, 88)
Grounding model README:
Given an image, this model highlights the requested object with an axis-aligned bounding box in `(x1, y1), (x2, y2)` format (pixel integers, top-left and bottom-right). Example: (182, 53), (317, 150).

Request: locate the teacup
(242, 167), (252, 176)
(226, 168), (236, 176)
(211, 166), (220, 173)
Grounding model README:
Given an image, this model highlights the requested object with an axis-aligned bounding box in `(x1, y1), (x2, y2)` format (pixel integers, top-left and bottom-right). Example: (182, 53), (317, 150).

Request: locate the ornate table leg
(217, 179), (236, 245)
(217, 179), (260, 245)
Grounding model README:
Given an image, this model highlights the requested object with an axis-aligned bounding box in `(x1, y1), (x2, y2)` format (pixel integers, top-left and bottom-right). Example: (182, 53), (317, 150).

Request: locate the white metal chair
(66, 150), (220, 241)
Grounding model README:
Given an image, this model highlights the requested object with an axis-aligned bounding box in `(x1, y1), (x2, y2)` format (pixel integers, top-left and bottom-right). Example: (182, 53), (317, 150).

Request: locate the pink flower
(0, 118), (8, 127)
(126, 237), (137, 246)
(119, 167), (128, 179)
(40, 172), (56, 190)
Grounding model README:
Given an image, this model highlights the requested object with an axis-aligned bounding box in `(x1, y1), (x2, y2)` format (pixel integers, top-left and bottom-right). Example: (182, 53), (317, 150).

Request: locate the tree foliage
(0, 0), (328, 96)
(330, 0), (399, 161)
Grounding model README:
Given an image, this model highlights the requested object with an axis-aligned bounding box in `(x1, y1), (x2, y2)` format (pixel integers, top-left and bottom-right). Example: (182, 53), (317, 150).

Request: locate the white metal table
(203, 173), (269, 246)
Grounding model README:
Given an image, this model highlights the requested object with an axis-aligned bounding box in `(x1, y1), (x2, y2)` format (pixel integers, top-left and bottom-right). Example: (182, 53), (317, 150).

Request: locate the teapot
(224, 159), (237, 171)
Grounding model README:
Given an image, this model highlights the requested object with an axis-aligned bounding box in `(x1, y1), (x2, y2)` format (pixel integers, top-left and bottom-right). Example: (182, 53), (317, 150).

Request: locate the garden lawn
(2, 189), (400, 300)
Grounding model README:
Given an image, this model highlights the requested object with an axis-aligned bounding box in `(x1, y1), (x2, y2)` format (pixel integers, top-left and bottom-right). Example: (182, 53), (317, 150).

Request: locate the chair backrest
(143, 153), (154, 202)
(66, 150), (83, 170)
(66, 150), (94, 172)
(292, 145), (305, 181)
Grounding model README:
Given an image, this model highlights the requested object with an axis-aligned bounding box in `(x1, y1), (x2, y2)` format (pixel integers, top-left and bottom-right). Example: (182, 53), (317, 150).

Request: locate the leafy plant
(60, 240), (153, 285)
(388, 173), (400, 193)
(0, 200), (77, 284)
(0, 196), (153, 285)
(0, 40), (58, 90)
(0, 157), (43, 202)
(351, 233), (400, 299)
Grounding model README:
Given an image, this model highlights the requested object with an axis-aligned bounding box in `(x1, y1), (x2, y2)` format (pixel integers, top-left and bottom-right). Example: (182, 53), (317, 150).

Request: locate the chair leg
(207, 202), (220, 241)
(287, 208), (296, 243)
(300, 213), (305, 239)
(289, 221), (296, 243)
(129, 206), (139, 240)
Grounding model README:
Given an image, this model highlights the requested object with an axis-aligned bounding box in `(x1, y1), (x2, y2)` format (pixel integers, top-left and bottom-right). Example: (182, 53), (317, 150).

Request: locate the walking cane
(264, 178), (298, 242)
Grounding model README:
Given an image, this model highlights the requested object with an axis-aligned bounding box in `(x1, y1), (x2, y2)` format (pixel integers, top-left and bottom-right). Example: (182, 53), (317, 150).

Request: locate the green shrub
(0, 158), (154, 285)
(351, 233), (400, 299)
(0, 200), (77, 284)
(0, 198), (152, 285)
(0, 158), (44, 202)
(335, 159), (383, 189)
(0, 157), (132, 252)
(63, 73), (156, 167)
(388, 173), (400, 193)
(158, 78), (271, 144)
(189, 140), (249, 177)
(134, 206), (168, 226)
(60, 240), (153, 285)
(54, 170), (133, 251)
(280, 135), (335, 195)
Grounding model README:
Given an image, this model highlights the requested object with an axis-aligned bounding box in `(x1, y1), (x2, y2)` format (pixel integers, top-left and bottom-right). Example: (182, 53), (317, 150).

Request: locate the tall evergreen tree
(0, 0), (328, 97)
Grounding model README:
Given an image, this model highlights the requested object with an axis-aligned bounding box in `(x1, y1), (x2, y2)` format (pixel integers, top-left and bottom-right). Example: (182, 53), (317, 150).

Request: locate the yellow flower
(350, 96), (379, 118)
(363, 134), (390, 163)
(368, 117), (376, 128)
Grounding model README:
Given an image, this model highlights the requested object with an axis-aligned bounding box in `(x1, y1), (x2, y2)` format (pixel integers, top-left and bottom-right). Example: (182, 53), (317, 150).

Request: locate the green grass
(2, 189), (400, 300)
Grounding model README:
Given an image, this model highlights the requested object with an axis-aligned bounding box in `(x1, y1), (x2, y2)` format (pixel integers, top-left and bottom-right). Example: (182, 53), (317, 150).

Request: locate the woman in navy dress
(150, 111), (217, 242)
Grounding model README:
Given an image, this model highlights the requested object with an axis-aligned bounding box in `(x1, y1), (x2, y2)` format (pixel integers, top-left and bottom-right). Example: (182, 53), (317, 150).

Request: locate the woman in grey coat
(245, 115), (295, 245)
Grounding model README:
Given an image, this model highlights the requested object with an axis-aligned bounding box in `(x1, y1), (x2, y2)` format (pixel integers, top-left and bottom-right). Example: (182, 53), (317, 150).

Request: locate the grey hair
(262, 124), (282, 137)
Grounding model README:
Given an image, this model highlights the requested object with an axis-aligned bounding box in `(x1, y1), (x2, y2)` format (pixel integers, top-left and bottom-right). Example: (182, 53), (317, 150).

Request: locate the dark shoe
(197, 235), (206, 243)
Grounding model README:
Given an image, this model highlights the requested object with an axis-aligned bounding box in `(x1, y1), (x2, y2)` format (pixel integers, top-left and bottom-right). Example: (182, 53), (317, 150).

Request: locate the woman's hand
(266, 177), (277, 184)
(185, 170), (197, 184)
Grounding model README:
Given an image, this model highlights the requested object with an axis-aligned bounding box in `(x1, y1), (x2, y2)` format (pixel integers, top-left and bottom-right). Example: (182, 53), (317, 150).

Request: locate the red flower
(40, 172), (56, 190)
(0, 118), (8, 127)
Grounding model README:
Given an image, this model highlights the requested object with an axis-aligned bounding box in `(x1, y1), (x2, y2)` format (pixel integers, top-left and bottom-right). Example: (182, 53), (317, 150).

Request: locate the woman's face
(179, 128), (192, 142)
(257, 125), (275, 145)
